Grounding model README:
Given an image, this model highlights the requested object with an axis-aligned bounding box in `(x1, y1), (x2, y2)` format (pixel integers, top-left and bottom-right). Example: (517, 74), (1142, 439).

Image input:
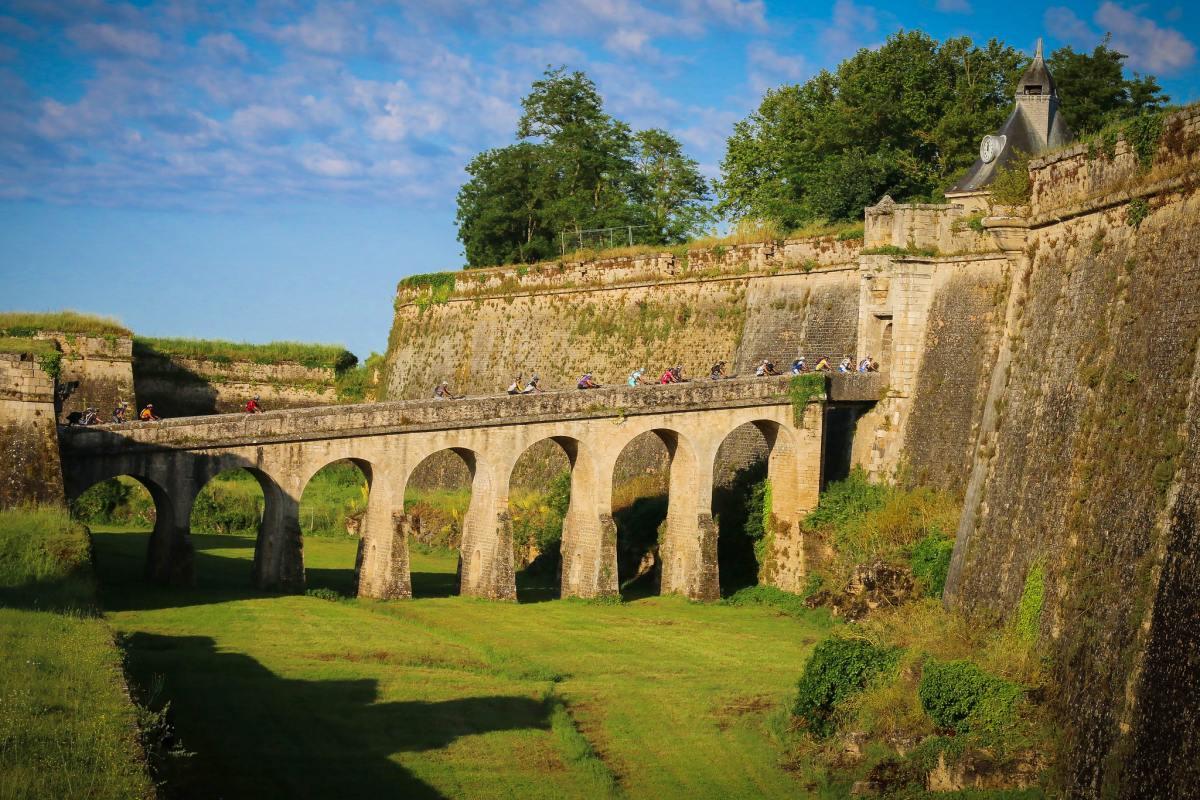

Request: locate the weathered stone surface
(0, 353), (64, 509)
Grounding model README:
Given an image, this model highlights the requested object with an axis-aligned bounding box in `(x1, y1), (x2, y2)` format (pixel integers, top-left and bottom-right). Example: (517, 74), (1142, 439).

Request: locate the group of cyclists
(67, 394), (267, 426)
(430, 354), (881, 401)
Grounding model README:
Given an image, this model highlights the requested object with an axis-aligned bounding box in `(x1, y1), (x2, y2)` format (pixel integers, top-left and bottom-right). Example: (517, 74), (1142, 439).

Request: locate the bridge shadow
(92, 530), (359, 611)
(126, 632), (550, 799)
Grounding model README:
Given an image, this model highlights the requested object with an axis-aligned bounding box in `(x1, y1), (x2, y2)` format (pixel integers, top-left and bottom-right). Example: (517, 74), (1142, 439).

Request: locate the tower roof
(1017, 38), (1056, 97)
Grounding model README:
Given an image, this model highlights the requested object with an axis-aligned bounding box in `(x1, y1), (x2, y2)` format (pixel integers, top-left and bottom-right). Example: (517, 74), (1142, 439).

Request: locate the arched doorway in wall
(402, 448), (478, 598)
(507, 438), (574, 602)
(710, 421), (774, 596)
(299, 458), (371, 596)
(189, 467), (270, 588)
(72, 475), (178, 586)
(881, 321), (893, 367)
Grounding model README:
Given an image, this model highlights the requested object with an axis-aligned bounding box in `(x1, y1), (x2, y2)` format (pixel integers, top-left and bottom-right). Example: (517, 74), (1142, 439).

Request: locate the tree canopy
(1047, 36), (1168, 134)
(456, 68), (711, 268)
(717, 31), (1168, 226)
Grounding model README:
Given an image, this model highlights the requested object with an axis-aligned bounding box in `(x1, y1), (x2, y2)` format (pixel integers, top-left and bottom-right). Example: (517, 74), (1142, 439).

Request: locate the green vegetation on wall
(134, 337), (357, 371)
(0, 310), (131, 337)
(788, 373), (826, 425)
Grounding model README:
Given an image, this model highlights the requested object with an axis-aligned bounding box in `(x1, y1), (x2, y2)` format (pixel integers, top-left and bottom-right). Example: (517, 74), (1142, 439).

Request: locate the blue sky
(0, 1), (1196, 358)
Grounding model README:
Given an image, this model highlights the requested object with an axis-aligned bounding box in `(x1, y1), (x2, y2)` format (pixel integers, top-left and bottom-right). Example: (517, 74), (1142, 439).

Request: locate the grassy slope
(93, 527), (831, 799)
(0, 310), (131, 337)
(0, 509), (153, 800)
(133, 336), (354, 369)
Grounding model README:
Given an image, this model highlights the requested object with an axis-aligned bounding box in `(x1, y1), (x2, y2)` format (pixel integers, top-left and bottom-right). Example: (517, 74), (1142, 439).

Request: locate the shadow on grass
(127, 632), (551, 799)
(91, 530), (360, 612)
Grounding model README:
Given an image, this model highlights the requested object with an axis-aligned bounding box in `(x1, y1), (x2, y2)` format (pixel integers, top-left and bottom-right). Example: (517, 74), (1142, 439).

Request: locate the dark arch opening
(300, 458), (371, 596)
(508, 437), (575, 603)
(71, 474), (186, 586)
(189, 467), (271, 589)
(402, 448), (477, 598)
(610, 430), (673, 599)
(711, 421), (777, 596)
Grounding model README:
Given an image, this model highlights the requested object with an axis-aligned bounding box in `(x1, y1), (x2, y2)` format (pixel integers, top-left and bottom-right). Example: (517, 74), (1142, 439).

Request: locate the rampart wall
(0, 353), (64, 508)
(384, 238), (863, 401)
(132, 350), (338, 416)
(33, 332), (134, 420)
(946, 105), (1200, 798)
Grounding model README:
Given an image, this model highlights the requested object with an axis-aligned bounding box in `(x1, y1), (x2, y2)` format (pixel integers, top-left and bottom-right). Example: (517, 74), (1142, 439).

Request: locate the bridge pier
(559, 445), (618, 599)
(144, 480), (195, 586)
(356, 481), (412, 600)
(251, 473), (305, 593)
(759, 413), (824, 592)
(658, 431), (720, 601)
(458, 457), (516, 601)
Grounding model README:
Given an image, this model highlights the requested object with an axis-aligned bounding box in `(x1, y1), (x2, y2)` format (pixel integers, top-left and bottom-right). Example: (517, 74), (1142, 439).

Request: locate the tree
(717, 32), (1025, 225)
(456, 68), (712, 266)
(1048, 37), (1169, 134)
(456, 143), (556, 267)
(632, 129), (712, 243)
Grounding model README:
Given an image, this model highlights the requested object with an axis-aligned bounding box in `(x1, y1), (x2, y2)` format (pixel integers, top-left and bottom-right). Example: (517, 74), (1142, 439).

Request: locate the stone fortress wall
(944, 105), (1200, 798)
(32, 332), (135, 420)
(132, 349), (339, 417)
(0, 352), (63, 507)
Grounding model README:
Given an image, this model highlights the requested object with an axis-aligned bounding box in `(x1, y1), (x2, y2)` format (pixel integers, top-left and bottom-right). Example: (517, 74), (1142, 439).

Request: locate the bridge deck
(62, 373), (887, 453)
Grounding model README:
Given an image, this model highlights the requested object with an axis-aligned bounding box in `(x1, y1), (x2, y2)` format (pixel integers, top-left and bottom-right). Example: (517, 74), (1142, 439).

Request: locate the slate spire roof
(948, 38), (1073, 195)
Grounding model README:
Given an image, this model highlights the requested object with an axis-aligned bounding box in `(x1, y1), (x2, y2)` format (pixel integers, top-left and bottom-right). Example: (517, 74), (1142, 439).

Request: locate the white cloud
(1043, 7), (1095, 46)
(230, 105), (301, 141)
(747, 42), (809, 92)
(1044, 4), (1195, 75)
(67, 22), (163, 59)
(1095, 2), (1195, 74)
(198, 32), (249, 63)
(822, 0), (880, 60)
(935, 0), (971, 13)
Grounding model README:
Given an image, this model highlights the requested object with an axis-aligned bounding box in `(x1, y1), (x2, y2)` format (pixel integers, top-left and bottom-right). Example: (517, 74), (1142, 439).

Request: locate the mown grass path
(93, 529), (830, 799)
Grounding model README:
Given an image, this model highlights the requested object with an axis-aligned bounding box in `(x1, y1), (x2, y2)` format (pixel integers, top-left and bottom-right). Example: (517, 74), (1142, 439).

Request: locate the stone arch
(710, 419), (802, 595)
(72, 472), (193, 587)
(402, 446), (512, 600)
(505, 435), (599, 601)
(608, 426), (711, 599)
(711, 417), (814, 594)
(298, 458), (374, 596)
(190, 465), (304, 593)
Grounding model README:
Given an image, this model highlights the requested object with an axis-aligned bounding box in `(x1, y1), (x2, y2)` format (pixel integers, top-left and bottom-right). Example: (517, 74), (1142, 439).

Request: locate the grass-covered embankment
(773, 472), (1054, 797)
(133, 336), (356, 371)
(0, 507), (154, 799)
(0, 310), (131, 337)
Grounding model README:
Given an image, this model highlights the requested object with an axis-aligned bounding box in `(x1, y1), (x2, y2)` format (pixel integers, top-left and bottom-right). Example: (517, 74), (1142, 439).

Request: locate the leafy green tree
(456, 68), (711, 266)
(632, 128), (712, 242)
(718, 32), (1025, 225)
(457, 143), (556, 267)
(1048, 36), (1169, 134)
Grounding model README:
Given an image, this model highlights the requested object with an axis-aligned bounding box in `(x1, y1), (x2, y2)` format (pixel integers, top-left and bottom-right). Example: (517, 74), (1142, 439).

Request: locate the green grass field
(91, 527), (834, 799)
(0, 509), (153, 800)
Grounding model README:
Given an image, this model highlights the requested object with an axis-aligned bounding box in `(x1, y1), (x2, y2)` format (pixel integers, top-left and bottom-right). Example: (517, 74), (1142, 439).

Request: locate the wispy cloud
(1044, 3), (1196, 74)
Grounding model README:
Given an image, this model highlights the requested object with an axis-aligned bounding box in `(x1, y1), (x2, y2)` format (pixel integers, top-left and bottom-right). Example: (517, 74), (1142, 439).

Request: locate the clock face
(980, 134), (1005, 163)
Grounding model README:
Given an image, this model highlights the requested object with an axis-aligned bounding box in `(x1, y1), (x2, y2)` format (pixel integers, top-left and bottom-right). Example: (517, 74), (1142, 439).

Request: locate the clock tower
(946, 38), (1073, 210)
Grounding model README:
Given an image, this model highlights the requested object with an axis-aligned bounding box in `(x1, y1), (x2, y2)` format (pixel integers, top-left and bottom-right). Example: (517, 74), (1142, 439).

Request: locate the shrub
(989, 151), (1031, 207)
(1126, 198), (1150, 229)
(918, 659), (1022, 736)
(793, 637), (900, 738)
(910, 529), (955, 597)
(305, 587), (343, 602)
(803, 468), (888, 532)
(723, 585), (814, 617)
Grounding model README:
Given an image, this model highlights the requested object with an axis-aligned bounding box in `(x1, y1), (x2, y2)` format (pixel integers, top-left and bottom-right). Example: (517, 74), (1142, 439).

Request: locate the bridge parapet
(62, 374), (884, 453)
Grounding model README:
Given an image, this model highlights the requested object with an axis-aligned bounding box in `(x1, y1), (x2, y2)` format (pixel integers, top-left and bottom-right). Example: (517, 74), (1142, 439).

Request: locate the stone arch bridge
(60, 376), (884, 601)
